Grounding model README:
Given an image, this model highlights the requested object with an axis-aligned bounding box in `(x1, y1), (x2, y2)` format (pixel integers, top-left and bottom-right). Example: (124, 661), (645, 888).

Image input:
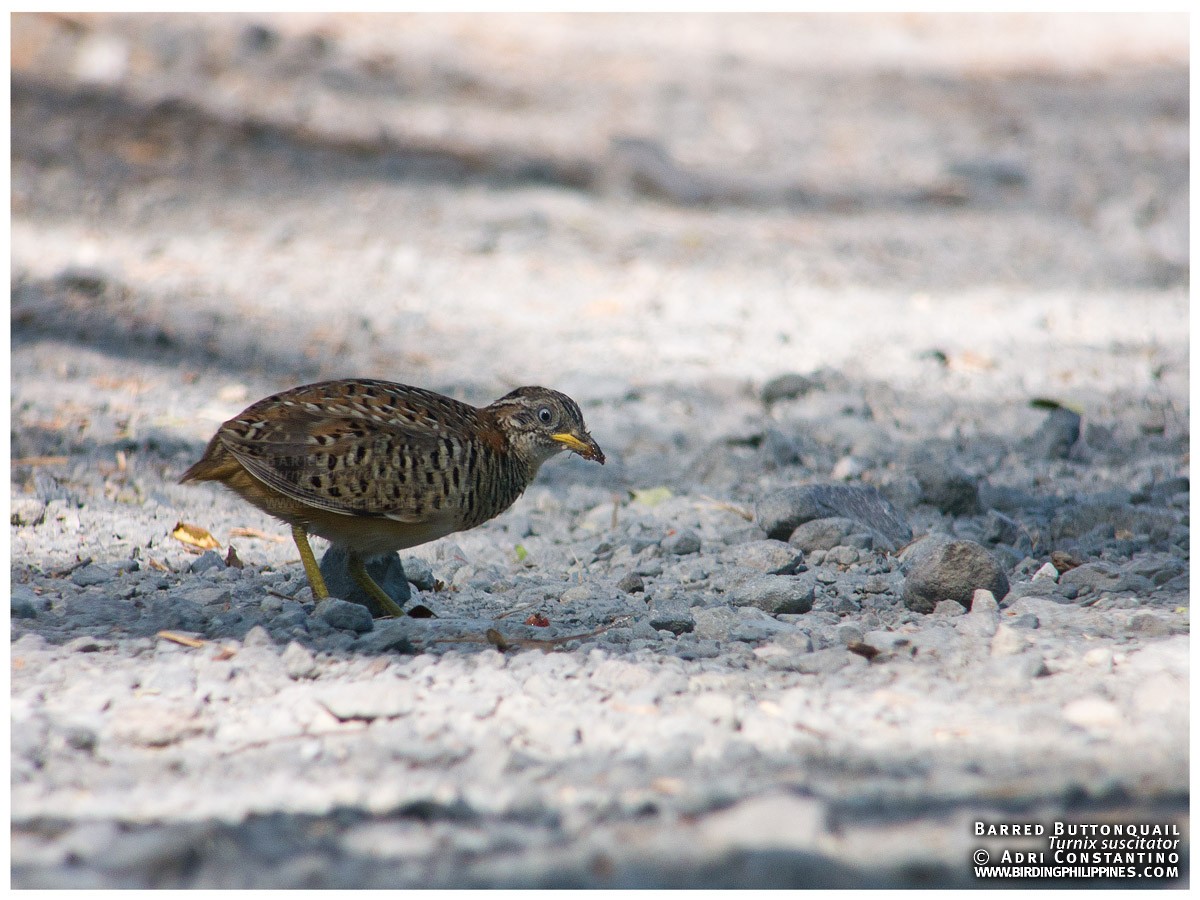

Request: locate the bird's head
(489, 386), (605, 469)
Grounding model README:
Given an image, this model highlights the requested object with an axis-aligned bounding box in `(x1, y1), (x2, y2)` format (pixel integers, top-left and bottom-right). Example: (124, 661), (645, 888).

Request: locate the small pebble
(617, 572), (645, 593)
(662, 529), (702, 556)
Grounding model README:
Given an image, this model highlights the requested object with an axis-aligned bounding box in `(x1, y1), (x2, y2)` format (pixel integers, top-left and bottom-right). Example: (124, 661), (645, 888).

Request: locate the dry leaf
(171, 521), (220, 550)
(524, 613), (551, 627)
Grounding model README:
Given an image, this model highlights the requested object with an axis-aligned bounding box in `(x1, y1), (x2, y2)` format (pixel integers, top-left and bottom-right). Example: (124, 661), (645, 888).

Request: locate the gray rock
(71, 563), (116, 587)
(761, 372), (816, 405)
(617, 572), (646, 593)
(178, 586), (232, 608)
(932, 599), (965, 617)
(144, 596), (208, 633)
(1058, 562), (1155, 597)
(982, 510), (1024, 546)
(1029, 407), (1081, 459)
(901, 534), (1010, 613)
(835, 624), (864, 645)
(789, 517), (871, 552)
(824, 545), (861, 567)
(63, 724), (98, 753)
(692, 606), (792, 642)
(956, 589), (1000, 638)
(648, 601), (694, 635)
(789, 647), (854, 675)
(355, 619), (417, 655)
(188, 550), (226, 574)
(319, 546), (410, 616)
(728, 574), (815, 614)
(756, 483), (911, 549)
(762, 427), (805, 467)
(11, 588), (39, 619)
(1001, 580), (1073, 605)
(280, 643), (316, 681)
(663, 529), (702, 556)
(912, 459), (980, 515)
(401, 556), (437, 592)
(313, 598), (374, 634)
(722, 539), (805, 575)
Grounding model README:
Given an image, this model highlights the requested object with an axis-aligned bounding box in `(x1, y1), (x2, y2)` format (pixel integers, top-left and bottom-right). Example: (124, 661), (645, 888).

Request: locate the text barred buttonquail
(181, 379), (605, 616)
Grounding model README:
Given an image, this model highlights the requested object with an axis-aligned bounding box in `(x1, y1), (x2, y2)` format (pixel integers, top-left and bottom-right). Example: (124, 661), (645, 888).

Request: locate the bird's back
(181, 379), (532, 538)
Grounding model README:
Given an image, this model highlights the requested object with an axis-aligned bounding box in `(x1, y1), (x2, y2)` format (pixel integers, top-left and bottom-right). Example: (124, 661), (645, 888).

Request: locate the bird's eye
(537, 407), (553, 424)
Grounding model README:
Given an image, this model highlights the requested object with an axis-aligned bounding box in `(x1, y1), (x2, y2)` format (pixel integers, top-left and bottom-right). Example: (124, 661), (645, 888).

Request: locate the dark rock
(617, 572), (646, 593)
(1029, 407), (1081, 459)
(662, 529), (702, 556)
(761, 372), (816, 405)
(648, 601), (695, 635)
(982, 510), (1023, 545)
(762, 428), (805, 467)
(1133, 475), (1189, 504)
(11, 588), (39, 619)
(188, 550), (226, 574)
(145, 596), (207, 632)
(63, 725), (98, 753)
(1008, 613), (1040, 629)
(313, 598), (374, 634)
(901, 534), (1010, 614)
(319, 546), (410, 616)
(71, 563), (116, 587)
(913, 460), (980, 515)
(756, 483), (912, 549)
(728, 574), (815, 614)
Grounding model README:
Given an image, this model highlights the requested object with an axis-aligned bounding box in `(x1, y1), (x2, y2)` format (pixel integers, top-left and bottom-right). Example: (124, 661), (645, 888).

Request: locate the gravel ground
(10, 13), (1189, 888)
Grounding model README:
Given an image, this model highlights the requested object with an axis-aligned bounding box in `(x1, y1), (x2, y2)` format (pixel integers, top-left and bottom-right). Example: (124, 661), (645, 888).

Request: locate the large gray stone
(901, 534), (1010, 614)
(755, 483), (912, 549)
(728, 574), (816, 614)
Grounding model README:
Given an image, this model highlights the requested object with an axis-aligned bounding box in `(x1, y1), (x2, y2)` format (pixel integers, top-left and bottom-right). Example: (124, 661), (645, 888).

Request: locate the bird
(181, 379), (605, 617)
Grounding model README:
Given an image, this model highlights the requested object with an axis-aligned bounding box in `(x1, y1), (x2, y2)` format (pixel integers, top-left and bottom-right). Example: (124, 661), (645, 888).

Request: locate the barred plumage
(181, 379), (604, 616)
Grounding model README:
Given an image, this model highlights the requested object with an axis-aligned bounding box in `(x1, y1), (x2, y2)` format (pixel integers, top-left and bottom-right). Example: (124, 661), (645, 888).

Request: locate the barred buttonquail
(181, 380), (605, 616)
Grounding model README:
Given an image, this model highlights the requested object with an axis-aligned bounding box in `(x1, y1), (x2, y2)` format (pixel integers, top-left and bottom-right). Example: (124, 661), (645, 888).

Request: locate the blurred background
(11, 10), (1189, 504)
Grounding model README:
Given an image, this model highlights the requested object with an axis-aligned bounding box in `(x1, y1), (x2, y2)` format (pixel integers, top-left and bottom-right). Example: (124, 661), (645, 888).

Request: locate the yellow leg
(292, 524), (330, 601)
(347, 551), (406, 618)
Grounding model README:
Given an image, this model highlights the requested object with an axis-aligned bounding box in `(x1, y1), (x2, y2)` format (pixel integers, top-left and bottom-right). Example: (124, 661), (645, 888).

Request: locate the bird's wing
(218, 404), (469, 524)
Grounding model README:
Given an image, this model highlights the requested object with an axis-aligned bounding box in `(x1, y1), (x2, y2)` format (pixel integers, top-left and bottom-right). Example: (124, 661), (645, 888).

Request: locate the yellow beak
(552, 432), (606, 464)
